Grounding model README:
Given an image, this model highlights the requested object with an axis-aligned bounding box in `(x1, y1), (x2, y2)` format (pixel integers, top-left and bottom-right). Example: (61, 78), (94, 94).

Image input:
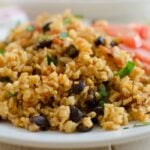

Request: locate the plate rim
(0, 122), (150, 148)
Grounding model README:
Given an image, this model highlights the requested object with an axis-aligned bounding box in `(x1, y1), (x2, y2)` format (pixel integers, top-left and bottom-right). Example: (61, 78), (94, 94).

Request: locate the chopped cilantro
(116, 61), (135, 78)
(7, 92), (18, 98)
(26, 25), (35, 32)
(98, 84), (108, 107)
(59, 32), (69, 40)
(63, 18), (72, 24)
(0, 49), (5, 55)
(47, 55), (57, 65)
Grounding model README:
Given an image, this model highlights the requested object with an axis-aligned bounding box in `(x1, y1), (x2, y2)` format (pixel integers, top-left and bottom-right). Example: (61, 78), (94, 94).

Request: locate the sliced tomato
(104, 25), (129, 37)
(121, 34), (142, 48)
(129, 24), (150, 40)
(135, 48), (150, 64)
(119, 44), (150, 64)
(142, 41), (150, 51)
(102, 25), (142, 48)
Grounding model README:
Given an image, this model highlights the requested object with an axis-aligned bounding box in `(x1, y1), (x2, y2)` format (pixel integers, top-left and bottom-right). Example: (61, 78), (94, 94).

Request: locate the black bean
(91, 106), (104, 115)
(30, 115), (50, 130)
(110, 40), (118, 47)
(35, 40), (52, 50)
(42, 22), (51, 32)
(86, 89), (98, 108)
(91, 117), (98, 124)
(70, 106), (83, 122)
(71, 80), (86, 94)
(0, 76), (11, 82)
(32, 68), (41, 75)
(95, 36), (105, 46)
(77, 123), (93, 132)
(66, 45), (79, 58)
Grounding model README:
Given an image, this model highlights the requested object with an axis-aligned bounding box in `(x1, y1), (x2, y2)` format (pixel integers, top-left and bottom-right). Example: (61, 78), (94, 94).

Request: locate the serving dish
(1, 122), (150, 148)
(0, 1), (150, 148)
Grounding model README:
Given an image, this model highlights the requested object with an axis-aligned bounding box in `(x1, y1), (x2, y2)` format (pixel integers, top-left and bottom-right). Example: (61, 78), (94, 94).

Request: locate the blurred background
(0, 0), (150, 40)
(0, 0), (150, 22)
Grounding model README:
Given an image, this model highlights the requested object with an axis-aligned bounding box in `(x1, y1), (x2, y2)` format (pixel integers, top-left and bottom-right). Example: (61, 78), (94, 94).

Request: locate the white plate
(0, 122), (150, 148)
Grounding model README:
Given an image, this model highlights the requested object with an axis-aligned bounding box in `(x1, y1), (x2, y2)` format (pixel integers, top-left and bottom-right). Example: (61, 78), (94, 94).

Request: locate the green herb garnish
(63, 18), (72, 25)
(59, 32), (69, 40)
(0, 77), (11, 82)
(133, 122), (150, 128)
(38, 35), (50, 41)
(47, 55), (57, 65)
(123, 127), (129, 129)
(98, 84), (108, 107)
(26, 25), (35, 32)
(0, 49), (5, 55)
(7, 92), (18, 98)
(116, 61), (135, 78)
(74, 14), (84, 19)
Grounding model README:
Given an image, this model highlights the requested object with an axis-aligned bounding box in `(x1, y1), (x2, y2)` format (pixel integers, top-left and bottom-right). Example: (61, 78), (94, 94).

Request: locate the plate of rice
(0, 10), (150, 148)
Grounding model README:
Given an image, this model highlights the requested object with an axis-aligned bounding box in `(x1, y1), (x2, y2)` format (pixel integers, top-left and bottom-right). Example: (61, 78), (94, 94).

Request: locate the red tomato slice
(121, 34), (142, 48)
(104, 25), (129, 37)
(142, 41), (150, 51)
(104, 25), (142, 48)
(135, 48), (150, 64)
(119, 44), (150, 64)
(129, 24), (150, 40)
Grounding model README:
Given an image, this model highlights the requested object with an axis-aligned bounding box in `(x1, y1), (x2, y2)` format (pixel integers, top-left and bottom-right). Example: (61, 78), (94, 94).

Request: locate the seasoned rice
(0, 10), (149, 133)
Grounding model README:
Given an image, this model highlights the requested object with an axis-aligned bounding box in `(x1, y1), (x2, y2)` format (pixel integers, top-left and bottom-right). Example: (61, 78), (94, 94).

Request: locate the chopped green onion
(116, 61), (135, 78)
(74, 14), (84, 19)
(38, 35), (50, 41)
(47, 55), (57, 65)
(99, 84), (108, 97)
(0, 49), (5, 55)
(26, 25), (35, 32)
(0, 77), (11, 82)
(63, 18), (72, 25)
(7, 92), (18, 98)
(133, 122), (150, 128)
(59, 32), (69, 40)
(123, 127), (129, 129)
(98, 84), (108, 107)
